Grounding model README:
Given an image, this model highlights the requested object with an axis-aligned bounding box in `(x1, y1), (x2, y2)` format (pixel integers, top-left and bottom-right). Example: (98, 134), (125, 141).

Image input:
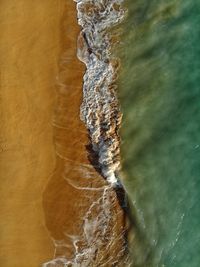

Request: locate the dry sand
(0, 1), (67, 266)
(0, 1), (128, 266)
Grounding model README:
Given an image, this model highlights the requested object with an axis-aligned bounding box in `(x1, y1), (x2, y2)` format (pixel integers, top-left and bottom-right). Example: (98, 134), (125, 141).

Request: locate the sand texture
(0, 1), (129, 266)
(0, 1), (66, 266)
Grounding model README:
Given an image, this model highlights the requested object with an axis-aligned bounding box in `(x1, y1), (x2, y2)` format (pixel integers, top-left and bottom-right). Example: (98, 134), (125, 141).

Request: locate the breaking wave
(75, 0), (126, 186)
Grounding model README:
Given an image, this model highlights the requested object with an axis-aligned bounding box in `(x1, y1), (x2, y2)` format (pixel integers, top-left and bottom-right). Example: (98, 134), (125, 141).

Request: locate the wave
(75, 0), (126, 186)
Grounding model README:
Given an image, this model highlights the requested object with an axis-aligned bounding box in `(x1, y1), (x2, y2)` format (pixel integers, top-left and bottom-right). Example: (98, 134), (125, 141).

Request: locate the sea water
(120, 0), (200, 266)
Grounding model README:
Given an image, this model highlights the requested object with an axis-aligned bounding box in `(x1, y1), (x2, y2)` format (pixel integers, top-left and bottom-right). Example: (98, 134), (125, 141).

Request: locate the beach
(0, 1), (129, 266)
(0, 1), (68, 265)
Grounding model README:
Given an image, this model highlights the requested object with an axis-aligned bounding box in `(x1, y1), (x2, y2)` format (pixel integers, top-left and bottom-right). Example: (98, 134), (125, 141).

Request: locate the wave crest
(75, 0), (126, 185)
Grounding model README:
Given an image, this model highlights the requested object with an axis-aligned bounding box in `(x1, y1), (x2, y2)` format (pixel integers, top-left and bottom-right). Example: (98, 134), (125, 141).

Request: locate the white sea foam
(74, 0), (126, 186)
(43, 184), (129, 266)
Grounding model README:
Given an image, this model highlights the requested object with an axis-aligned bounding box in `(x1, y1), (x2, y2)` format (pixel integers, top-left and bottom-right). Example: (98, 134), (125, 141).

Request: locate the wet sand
(0, 1), (129, 266)
(43, 1), (129, 265)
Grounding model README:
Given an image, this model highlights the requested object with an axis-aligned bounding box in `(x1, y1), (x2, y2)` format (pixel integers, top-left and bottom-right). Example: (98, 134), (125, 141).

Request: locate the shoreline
(43, 1), (130, 265)
(0, 1), (130, 266)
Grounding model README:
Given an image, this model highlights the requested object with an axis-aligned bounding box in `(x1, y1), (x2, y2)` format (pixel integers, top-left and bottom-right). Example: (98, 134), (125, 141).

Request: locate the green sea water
(119, 1), (200, 266)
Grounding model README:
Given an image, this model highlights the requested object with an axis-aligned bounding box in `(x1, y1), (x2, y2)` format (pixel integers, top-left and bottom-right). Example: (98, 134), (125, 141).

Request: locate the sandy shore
(0, 1), (129, 266)
(0, 1), (67, 266)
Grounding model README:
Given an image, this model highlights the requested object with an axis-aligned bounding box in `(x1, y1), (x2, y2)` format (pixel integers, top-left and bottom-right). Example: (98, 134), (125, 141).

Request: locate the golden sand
(0, 1), (67, 265)
(0, 1), (128, 266)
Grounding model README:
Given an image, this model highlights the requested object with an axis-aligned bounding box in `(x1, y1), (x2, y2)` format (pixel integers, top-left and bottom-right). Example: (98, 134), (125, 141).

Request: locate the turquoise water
(119, 1), (200, 266)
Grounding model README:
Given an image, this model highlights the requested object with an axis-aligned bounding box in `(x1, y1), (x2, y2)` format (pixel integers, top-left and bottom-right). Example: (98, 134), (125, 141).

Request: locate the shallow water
(120, 0), (200, 266)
